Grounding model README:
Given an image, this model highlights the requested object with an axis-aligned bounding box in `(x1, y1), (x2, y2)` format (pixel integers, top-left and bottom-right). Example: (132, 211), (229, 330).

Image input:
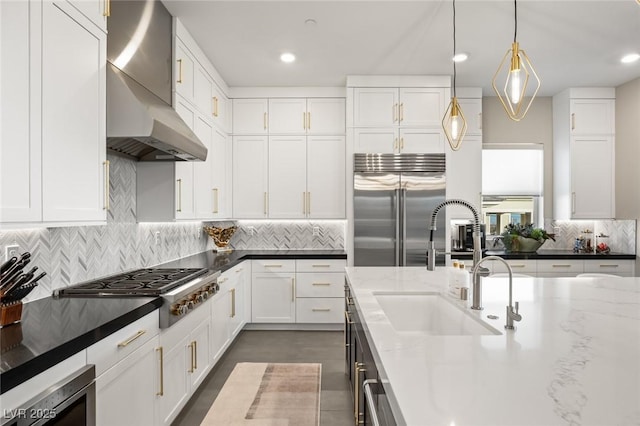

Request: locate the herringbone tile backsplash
(0, 155), (346, 302)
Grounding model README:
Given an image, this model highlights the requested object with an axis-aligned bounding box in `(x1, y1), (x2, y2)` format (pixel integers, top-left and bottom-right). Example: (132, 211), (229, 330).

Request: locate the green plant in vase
(501, 223), (555, 253)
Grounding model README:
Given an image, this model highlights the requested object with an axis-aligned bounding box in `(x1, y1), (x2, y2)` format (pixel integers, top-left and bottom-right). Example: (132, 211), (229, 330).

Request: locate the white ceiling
(162, 1), (640, 96)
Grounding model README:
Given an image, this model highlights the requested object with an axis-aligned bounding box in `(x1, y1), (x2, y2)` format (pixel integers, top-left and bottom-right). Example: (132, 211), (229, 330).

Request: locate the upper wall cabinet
(68, 0), (108, 32)
(353, 87), (446, 128)
(1, 0), (107, 226)
(232, 99), (269, 135)
(553, 88), (615, 219)
(456, 97), (482, 136)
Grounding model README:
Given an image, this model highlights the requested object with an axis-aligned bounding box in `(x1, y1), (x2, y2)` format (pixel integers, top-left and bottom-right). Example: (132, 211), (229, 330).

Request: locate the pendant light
(442, 0), (467, 151)
(492, 0), (540, 121)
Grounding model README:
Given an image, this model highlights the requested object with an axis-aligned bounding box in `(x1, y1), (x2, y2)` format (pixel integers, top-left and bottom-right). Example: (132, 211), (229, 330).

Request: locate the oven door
(2, 365), (96, 426)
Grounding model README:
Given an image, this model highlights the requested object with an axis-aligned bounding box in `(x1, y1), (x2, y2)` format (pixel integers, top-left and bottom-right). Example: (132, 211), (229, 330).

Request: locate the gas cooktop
(55, 268), (210, 297)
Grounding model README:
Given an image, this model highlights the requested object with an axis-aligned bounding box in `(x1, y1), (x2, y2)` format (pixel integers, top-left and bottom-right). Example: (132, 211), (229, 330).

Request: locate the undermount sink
(373, 292), (501, 336)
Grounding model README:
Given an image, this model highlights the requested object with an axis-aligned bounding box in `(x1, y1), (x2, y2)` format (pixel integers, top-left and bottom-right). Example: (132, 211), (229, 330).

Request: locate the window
(481, 145), (544, 237)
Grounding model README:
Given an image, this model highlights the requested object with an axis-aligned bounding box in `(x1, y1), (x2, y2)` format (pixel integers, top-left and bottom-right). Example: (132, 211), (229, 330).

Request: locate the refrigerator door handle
(401, 187), (407, 266)
(394, 188), (400, 266)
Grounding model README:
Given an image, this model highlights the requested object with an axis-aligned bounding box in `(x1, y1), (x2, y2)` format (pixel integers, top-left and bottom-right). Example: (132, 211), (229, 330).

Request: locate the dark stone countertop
(450, 249), (636, 260)
(0, 249), (346, 395)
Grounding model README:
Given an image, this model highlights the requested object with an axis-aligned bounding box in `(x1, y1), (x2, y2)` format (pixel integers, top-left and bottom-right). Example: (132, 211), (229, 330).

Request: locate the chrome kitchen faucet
(472, 256), (522, 330)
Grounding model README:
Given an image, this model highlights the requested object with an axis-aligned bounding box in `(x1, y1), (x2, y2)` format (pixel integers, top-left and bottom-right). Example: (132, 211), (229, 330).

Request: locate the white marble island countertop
(345, 267), (640, 426)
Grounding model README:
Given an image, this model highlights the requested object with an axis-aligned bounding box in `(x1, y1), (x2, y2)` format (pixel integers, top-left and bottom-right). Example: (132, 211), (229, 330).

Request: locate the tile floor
(172, 330), (353, 426)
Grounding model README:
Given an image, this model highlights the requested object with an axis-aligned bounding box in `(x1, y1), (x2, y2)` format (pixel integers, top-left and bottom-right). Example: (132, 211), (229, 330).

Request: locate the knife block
(0, 302), (23, 328)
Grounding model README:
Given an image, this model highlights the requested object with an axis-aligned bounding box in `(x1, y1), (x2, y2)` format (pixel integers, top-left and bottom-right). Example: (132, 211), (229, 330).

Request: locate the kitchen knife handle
(0, 257), (17, 275)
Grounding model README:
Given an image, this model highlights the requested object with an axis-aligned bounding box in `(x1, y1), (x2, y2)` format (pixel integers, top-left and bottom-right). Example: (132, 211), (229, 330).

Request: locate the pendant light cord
(513, 0), (518, 42)
(452, 0), (457, 98)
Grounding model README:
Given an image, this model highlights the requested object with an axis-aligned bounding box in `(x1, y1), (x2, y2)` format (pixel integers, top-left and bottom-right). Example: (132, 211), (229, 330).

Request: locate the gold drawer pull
(510, 264), (526, 268)
(176, 59), (183, 84)
(156, 346), (164, 396)
(235, 268), (244, 273)
(218, 277), (228, 284)
(312, 308), (331, 312)
(103, 0), (111, 17)
(117, 330), (146, 348)
(344, 311), (354, 324)
(312, 282), (331, 286)
(291, 278), (295, 302)
(264, 264), (283, 268)
(552, 264), (572, 268)
(312, 264), (331, 268)
(230, 288), (236, 318)
(103, 160), (110, 210)
(600, 264), (619, 268)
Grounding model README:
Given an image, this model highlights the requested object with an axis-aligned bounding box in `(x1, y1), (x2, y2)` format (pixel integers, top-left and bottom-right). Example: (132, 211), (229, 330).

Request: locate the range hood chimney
(106, 0), (207, 161)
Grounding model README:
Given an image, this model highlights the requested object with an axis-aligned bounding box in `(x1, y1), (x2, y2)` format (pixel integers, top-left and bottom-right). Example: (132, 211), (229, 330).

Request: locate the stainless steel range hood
(106, 0), (207, 161)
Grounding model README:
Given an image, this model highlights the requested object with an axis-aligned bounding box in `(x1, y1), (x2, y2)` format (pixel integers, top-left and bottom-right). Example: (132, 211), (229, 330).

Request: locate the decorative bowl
(504, 236), (545, 253)
(203, 225), (237, 252)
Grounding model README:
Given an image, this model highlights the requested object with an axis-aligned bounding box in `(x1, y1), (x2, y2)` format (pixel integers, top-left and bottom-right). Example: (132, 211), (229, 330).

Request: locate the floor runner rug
(200, 362), (321, 426)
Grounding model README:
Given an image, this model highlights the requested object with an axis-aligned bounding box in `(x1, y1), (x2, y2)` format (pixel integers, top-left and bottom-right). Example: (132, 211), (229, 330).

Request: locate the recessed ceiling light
(621, 53), (640, 64)
(305, 18), (317, 26)
(453, 53), (468, 62)
(280, 53), (296, 63)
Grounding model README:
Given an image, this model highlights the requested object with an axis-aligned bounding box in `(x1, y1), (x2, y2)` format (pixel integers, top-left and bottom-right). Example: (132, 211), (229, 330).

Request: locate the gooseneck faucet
(471, 255), (522, 329)
(427, 199), (483, 271)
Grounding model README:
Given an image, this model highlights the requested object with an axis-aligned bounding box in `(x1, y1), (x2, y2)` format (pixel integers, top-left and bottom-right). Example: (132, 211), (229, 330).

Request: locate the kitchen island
(345, 266), (640, 425)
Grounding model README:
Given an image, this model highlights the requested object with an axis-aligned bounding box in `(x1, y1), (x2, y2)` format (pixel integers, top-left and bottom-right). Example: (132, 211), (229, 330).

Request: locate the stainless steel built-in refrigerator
(354, 153), (446, 267)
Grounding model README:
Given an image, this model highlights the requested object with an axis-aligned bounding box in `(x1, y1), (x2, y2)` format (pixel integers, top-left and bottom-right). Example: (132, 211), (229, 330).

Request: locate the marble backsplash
(541, 219), (636, 254)
(0, 155), (346, 302)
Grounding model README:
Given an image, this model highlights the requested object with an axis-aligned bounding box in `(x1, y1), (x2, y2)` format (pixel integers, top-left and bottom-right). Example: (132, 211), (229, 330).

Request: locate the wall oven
(1, 365), (95, 426)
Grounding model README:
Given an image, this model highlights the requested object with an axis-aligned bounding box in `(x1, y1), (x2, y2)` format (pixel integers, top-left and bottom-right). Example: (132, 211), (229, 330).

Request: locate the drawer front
(87, 310), (159, 376)
(296, 273), (345, 298)
(252, 259), (296, 273)
(537, 260), (584, 274)
(295, 298), (343, 323)
(494, 259), (537, 274)
(229, 260), (250, 275)
(296, 259), (346, 273)
(583, 259), (633, 275)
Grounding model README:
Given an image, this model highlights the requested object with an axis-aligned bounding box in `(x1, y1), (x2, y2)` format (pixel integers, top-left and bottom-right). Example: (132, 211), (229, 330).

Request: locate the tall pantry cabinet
(1, 0), (107, 226)
(553, 88), (615, 219)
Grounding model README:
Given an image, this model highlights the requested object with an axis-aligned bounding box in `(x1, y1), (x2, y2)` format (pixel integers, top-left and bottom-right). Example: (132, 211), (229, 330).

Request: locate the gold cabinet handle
(188, 342), (195, 373)
(312, 264), (331, 268)
(478, 112), (482, 130)
(392, 103), (397, 122)
(303, 112), (307, 130)
(264, 112), (268, 130)
(510, 264), (526, 268)
(193, 340), (197, 370)
(393, 138), (398, 151)
(264, 192), (268, 215)
(117, 330), (146, 348)
(177, 59), (183, 84)
(303, 192), (306, 215)
(312, 308), (331, 312)
(571, 113), (575, 131)
(213, 96), (219, 117)
(571, 192), (576, 214)
(400, 137), (404, 150)
(552, 264), (572, 268)
(307, 192), (311, 215)
(156, 347), (164, 396)
(291, 278), (295, 302)
(103, 0), (111, 17)
(176, 179), (182, 212)
(399, 102), (404, 122)
(600, 264), (619, 268)
(354, 362), (366, 424)
(345, 310), (354, 324)
(230, 288), (236, 318)
(307, 112), (311, 130)
(235, 268), (244, 273)
(213, 188), (219, 213)
(264, 264), (283, 268)
(103, 160), (110, 211)
(218, 277), (228, 284)
(312, 282), (331, 286)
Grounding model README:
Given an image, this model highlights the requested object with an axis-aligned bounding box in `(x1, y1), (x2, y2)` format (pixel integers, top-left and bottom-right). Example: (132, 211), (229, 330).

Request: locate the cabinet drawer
(537, 260), (584, 274)
(296, 298), (343, 323)
(490, 260), (536, 274)
(584, 259), (633, 275)
(252, 259), (296, 273)
(88, 311), (159, 376)
(296, 273), (345, 298)
(296, 259), (346, 273)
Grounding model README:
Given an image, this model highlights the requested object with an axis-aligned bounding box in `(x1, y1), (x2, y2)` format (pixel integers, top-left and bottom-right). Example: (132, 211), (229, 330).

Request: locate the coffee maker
(455, 224), (486, 251)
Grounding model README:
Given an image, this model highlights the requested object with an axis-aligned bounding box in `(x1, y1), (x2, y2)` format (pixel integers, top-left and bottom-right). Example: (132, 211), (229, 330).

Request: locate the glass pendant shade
(492, 41), (540, 121)
(442, 97), (467, 151)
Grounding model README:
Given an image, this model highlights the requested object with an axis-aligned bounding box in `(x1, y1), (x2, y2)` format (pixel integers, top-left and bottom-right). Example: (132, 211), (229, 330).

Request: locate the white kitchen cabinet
(193, 65), (213, 117)
(193, 116), (215, 219)
(233, 99), (269, 134)
(41, 0), (107, 222)
(307, 136), (346, 218)
(570, 98), (615, 135)
(268, 136), (307, 218)
(88, 311), (161, 426)
(211, 83), (229, 132)
(536, 259), (584, 277)
(353, 128), (442, 154)
(174, 98), (196, 220)
(211, 285), (232, 361)
(252, 260), (296, 323)
(232, 135), (268, 218)
(211, 127), (231, 218)
(457, 97), (483, 136)
(95, 336), (160, 426)
(295, 259), (346, 324)
(68, 0), (107, 33)
(553, 88), (615, 220)
(353, 87), (445, 128)
(446, 135), (482, 219)
(268, 98), (345, 135)
(583, 259), (634, 277)
(158, 301), (212, 426)
(174, 38), (195, 104)
(211, 262), (249, 361)
(0, 0), (41, 223)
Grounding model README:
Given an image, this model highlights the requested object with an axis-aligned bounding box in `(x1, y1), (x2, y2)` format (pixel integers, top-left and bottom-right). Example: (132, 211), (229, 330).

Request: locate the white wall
(481, 97), (553, 219)
(615, 77), (640, 271)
